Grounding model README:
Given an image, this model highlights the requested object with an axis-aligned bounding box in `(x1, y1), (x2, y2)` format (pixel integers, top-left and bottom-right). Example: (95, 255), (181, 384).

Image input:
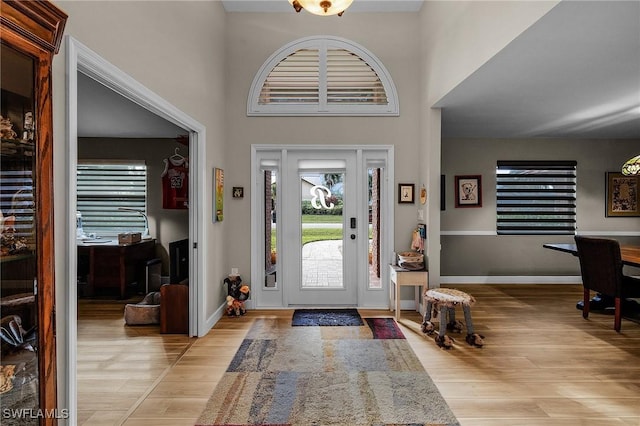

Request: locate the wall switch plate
(417, 209), (424, 220)
(231, 268), (238, 275)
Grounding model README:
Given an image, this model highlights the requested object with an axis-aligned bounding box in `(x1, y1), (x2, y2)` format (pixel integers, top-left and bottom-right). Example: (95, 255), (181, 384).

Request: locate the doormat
(196, 318), (459, 426)
(291, 308), (364, 326)
(365, 317), (406, 339)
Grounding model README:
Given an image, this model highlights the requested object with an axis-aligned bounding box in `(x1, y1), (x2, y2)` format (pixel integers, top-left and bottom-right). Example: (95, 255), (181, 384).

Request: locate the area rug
(365, 317), (406, 339)
(196, 318), (459, 426)
(291, 308), (364, 326)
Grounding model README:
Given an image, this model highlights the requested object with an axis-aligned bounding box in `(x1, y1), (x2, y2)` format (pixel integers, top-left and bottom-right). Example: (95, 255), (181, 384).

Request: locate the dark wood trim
(0, 0), (67, 53)
(1, 1), (66, 423)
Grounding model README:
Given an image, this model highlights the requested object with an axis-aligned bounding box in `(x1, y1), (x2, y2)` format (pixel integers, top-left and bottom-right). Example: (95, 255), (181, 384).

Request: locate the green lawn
(301, 214), (343, 223)
(271, 225), (372, 249)
(301, 228), (343, 245)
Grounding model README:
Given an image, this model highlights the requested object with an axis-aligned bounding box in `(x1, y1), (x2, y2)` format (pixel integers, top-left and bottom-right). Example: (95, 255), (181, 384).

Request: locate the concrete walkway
(301, 239), (381, 289)
(302, 240), (343, 287)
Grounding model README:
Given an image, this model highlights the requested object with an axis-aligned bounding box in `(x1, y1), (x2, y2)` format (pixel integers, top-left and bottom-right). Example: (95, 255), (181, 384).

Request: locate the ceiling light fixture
(289, 0), (353, 16)
(622, 154), (640, 176)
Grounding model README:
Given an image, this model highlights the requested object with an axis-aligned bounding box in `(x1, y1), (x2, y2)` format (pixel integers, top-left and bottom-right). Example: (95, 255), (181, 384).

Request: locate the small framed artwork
(214, 168), (224, 222)
(455, 175), (482, 208)
(606, 172), (639, 217)
(232, 187), (244, 199)
(398, 183), (415, 204)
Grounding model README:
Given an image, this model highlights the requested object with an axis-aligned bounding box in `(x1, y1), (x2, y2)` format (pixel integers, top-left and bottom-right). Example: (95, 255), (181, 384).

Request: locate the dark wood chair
(575, 236), (640, 332)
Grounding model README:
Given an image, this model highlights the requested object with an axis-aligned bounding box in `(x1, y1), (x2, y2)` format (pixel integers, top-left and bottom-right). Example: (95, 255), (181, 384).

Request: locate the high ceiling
(77, 0), (640, 140)
(436, 0), (640, 139)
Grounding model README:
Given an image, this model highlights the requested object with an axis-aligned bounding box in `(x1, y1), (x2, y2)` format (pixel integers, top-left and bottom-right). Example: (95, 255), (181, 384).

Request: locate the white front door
(251, 145), (394, 310)
(284, 151), (359, 306)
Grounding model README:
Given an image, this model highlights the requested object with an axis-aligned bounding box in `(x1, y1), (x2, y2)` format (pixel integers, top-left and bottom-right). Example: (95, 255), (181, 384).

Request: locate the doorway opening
(65, 36), (206, 423)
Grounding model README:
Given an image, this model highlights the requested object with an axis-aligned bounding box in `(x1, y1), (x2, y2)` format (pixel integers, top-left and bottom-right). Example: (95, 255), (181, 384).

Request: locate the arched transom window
(248, 36), (399, 116)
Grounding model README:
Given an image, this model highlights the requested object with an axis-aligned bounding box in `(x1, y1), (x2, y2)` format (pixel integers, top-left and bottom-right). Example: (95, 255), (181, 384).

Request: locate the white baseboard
(440, 275), (583, 284)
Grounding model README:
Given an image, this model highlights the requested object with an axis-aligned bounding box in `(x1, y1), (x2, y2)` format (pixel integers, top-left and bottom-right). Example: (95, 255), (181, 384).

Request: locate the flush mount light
(289, 0), (354, 16)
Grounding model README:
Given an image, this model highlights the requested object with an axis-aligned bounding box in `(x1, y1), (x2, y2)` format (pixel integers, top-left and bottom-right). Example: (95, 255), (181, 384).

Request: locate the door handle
(350, 234), (356, 240)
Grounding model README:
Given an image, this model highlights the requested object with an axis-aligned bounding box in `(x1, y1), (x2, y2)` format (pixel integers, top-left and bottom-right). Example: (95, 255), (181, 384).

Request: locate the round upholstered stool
(422, 288), (484, 349)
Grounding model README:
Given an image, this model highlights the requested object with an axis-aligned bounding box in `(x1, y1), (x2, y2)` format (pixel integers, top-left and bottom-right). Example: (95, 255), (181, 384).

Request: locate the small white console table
(389, 264), (429, 320)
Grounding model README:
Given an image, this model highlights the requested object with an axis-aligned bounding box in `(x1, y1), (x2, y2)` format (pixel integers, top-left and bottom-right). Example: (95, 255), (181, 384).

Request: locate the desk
(78, 238), (156, 298)
(389, 265), (428, 320)
(543, 243), (640, 268)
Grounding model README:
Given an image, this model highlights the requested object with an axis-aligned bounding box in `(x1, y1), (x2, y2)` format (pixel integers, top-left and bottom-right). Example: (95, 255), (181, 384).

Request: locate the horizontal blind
(77, 161), (147, 235)
(326, 48), (387, 105)
(496, 161), (577, 235)
(0, 168), (34, 242)
(259, 49), (320, 105)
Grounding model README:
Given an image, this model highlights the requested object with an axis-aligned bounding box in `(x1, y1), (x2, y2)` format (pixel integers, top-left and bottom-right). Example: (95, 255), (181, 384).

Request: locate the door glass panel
(300, 172), (344, 288)
(0, 42), (39, 416)
(264, 169), (277, 288)
(368, 167), (382, 289)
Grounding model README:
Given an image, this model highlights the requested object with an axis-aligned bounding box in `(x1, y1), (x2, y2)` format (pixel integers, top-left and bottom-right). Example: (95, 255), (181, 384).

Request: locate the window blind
(496, 161), (577, 235)
(326, 48), (387, 105)
(77, 161), (147, 235)
(0, 169), (34, 241)
(250, 37), (398, 115)
(259, 49), (320, 105)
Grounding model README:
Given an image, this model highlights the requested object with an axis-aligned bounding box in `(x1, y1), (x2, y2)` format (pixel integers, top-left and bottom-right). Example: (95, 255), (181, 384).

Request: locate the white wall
(441, 138), (640, 277)
(418, 0), (560, 287)
(224, 12), (423, 284)
(52, 0), (227, 416)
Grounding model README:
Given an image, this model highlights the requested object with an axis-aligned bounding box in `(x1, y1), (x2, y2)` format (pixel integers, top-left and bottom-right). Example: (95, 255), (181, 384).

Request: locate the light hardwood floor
(77, 284), (640, 426)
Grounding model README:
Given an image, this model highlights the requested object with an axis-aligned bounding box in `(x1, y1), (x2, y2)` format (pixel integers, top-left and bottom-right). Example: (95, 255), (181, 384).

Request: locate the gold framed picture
(214, 167), (224, 222)
(606, 172), (639, 217)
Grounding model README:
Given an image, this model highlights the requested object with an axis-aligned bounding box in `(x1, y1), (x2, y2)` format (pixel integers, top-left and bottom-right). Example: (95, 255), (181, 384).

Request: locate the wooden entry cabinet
(1, 1), (67, 424)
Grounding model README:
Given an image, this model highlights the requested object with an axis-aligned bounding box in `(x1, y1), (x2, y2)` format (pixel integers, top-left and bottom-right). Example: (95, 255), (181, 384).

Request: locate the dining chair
(574, 236), (640, 332)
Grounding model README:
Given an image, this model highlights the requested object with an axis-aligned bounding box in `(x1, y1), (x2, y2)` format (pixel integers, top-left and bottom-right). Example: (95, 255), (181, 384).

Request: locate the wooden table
(543, 243), (640, 268)
(78, 238), (156, 298)
(389, 264), (428, 320)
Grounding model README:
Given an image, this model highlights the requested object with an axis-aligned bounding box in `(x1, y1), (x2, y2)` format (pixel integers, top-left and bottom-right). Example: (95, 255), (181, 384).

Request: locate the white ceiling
(77, 0), (640, 140)
(436, 0), (640, 139)
(77, 73), (185, 139)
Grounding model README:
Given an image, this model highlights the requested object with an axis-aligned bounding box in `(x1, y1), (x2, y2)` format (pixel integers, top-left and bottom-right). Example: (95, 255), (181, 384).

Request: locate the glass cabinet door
(1, 41), (40, 424)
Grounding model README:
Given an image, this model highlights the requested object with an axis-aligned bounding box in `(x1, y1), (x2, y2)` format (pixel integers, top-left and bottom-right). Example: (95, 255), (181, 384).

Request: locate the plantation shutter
(496, 161), (577, 235)
(77, 161), (147, 235)
(326, 48), (387, 105)
(248, 36), (398, 116)
(259, 49), (320, 105)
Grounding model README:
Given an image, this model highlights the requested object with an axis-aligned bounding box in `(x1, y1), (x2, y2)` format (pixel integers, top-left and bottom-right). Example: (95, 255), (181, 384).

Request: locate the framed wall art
(455, 175), (482, 208)
(398, 183), (415, 204)
(606, 172), (639, 217)
(232, 187), (244, 199)
(214, 167), (224, 222)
